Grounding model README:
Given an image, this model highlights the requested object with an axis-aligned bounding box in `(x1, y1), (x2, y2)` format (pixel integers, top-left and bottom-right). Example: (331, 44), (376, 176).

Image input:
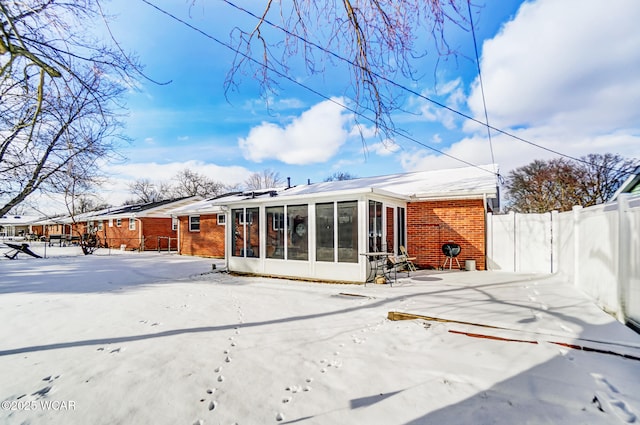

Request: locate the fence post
(617, 194), (630, 323)
(572, 205), (582, 288)
(486, 212), (493, 271)
(551, 210), (559, 274)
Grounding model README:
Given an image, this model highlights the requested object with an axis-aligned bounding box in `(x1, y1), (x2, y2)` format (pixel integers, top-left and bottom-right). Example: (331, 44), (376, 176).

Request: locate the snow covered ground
(1, 244), (639, 424)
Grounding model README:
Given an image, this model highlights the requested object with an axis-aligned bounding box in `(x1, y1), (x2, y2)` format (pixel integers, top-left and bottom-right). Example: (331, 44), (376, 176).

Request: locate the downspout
(175, 215), (181, 255)
(133, 216), (143, 251)
(483, 192), (488, 271)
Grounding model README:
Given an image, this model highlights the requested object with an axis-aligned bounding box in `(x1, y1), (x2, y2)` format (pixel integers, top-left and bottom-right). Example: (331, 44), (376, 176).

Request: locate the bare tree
(171, 169), (226, 199)
(504, 154), (639, 213)
(223, 0), (468, 136)
(126, 179), (169, 204)
(574, 153), (639, 206)
(0, 0), (140, 217)
(324, 171), (357, 182)
(244, 169), (284, 190)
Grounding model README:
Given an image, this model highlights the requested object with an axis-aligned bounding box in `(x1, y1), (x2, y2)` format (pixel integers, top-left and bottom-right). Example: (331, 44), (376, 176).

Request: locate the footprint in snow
(592, 373), (619, 394)
(593, 392), (637, 423)
(208, 401), (217, 411)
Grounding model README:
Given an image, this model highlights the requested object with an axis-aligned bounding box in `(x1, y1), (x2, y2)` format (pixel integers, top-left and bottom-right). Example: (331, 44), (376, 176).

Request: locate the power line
(140, 0), (634, 178)
(138, 0), (494, 175)
(467, 0), (497, 179)
(219, 0), (634, 176)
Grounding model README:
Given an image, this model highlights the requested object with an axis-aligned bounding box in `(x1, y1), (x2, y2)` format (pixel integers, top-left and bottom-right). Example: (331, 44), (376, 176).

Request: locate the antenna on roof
(287, 177), (291, 188)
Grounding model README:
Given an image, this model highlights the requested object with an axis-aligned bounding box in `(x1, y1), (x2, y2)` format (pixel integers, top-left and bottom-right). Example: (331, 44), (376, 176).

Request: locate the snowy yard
(1, 246), (639, 424)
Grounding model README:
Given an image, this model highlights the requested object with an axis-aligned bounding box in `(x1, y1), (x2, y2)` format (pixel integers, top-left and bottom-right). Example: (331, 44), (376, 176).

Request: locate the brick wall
(141, 217), (176, 251)
(385, 206), (394, 251)
(179, 214), (225, 258)
(406, 199), (486, 270)
(101, 218), (141, 250)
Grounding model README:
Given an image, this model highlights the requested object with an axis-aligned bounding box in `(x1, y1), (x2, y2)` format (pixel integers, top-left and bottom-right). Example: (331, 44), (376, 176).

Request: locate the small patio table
(360, 252), (394, 286)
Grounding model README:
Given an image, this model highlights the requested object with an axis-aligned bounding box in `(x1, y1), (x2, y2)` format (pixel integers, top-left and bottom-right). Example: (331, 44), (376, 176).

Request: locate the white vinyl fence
(487, 194), (640, 328)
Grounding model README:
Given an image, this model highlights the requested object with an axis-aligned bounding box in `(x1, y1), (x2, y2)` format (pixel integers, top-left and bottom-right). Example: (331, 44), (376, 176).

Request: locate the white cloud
(396, 0), (640, 178)
(467, 0), (640, 135)
(369, 139), (401, 157)
(403, 78), (465, 130)
(239, 98), (350, 165)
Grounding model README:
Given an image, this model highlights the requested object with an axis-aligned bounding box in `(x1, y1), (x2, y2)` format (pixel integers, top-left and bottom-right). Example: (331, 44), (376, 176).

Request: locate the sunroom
(205, 164), (498, 283)
(223, 188), (408, 283)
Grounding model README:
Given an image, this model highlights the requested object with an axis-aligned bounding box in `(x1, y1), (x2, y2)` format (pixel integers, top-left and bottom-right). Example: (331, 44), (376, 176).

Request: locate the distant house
(170, 201), (227, 258)
(67, 197), (200, 250)
(610, 166), (640, 201)
(0, 215), (41, 238)
(174, 165), (499, 283)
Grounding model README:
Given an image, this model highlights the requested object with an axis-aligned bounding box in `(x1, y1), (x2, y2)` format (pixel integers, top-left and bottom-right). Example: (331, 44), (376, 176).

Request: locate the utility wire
(467, 0), (498, 181)
(220, 0), (634, 176)
(139, 0), (492, 175)
(140, 0), (633, 178)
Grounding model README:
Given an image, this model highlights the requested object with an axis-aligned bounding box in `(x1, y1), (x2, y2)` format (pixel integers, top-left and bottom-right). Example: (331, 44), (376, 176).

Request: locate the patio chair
(385, 255), (411, 283)
(399, 246), (417, 272)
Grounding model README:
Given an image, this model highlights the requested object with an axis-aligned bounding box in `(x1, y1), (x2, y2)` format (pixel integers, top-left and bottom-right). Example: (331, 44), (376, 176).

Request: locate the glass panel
(266, 206), (285, 259)
(190, 216), (200, 231)
(287, 204), (308, 260)
(338, 201), (358, 263)
(316, 203), (335, 262)
(232, 209), (244, 257)
(368, 200), (382, 252)
(246, 208), (260, 257)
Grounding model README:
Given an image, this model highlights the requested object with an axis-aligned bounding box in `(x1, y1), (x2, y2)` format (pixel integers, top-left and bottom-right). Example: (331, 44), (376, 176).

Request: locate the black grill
(442, 242), (461, 269)
(441, 243), (461, 257)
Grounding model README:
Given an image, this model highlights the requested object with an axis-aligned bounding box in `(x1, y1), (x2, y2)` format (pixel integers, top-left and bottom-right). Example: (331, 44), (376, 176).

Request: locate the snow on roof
(282, 164), (498, 200)
(171, 165), (498, 215)
(0, 215), (42, 226)
(59, 197), (203, 222)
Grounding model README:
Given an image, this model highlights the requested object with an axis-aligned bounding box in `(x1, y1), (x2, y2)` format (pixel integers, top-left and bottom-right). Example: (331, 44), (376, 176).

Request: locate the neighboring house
(67, 197), (201, 251)
(30, 216), (72, 239)
(610, 166), (640, 201)
(175, 165), (499, 283)
(0, 215), (41, 238)
(170, 199), (228, 258)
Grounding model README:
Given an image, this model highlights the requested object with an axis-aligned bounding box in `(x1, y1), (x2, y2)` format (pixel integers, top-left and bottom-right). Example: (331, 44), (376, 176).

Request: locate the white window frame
(172, 217), (178, 231)
(98, 221), (104, 231)
(129, 219), (136, 231)
(108, 219), (113, 228)
(272, 212), (285, 231)
(217, 214), (226, 225)
(189, 215), (200, 232)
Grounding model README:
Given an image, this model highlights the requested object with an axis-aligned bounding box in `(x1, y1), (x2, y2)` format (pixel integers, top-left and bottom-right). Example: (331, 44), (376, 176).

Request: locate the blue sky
(85, 0), (640, 207)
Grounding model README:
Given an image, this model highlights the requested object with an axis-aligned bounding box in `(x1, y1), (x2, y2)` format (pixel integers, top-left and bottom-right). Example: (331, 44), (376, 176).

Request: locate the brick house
(170, 199), (228, 258)
(67, 197), (200, 251)
(173, 165), (498, 283)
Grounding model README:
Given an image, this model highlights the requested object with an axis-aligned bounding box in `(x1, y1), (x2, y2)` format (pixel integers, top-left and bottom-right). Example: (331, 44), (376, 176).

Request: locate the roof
(172, 165), (499, 215)
(43, 197), (203, 223)
(609, 166), (640, 201)
(0, 215), (42, 226)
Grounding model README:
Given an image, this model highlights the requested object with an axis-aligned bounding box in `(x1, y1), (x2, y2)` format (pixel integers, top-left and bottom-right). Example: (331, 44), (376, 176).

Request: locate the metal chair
(399, 245), (417, 272)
